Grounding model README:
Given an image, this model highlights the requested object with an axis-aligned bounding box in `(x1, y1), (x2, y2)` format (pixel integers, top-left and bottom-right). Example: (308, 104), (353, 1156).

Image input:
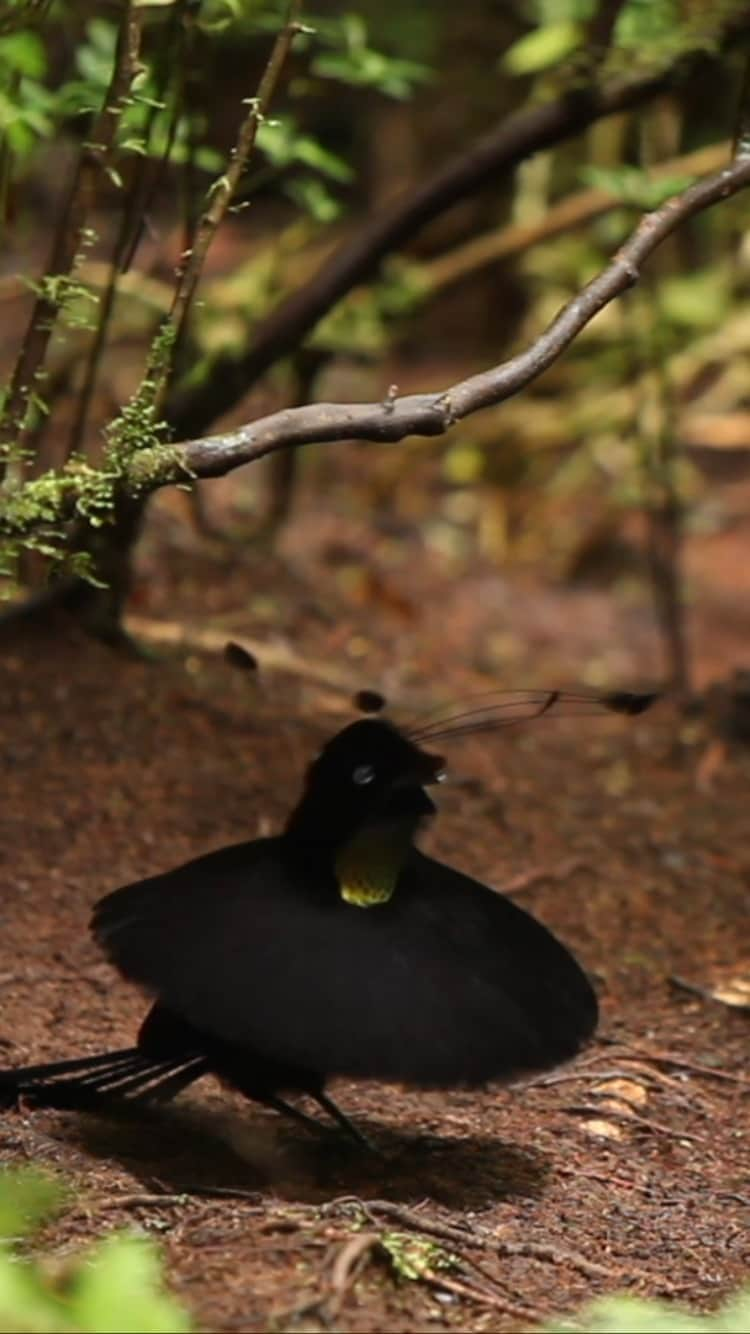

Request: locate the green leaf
(291, 136), (353, 182)
(0, 1169), (64, 1240)
(380, 1232), (458, 1282)
(70, 1234), (192, 1334)
(341, 12), (368, 51)
(539, 0), (595, 20)
(615, 0), (681, 49)
(86, 18), (118, 56)
(75, 18), (117, 90)
(579, 164), (695, 209)
(0, 1173), (194, 1332)
(286, 175), (342, 222)
(503, 21), (582, 75)
(256, 115), (352, 182)
(312, 49), (430, 99)
(659, 271), (729, 330)
(0, 1251), (73, 1334)
(0, 31), (46, 79)
(544, 1288), (750, 1333)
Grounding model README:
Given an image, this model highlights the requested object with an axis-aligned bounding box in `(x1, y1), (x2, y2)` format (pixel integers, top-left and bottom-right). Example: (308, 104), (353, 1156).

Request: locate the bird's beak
(418, 749), (446, 786)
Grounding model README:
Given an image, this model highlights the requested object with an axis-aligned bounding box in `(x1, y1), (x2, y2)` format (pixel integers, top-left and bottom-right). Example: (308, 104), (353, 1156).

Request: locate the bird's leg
(309, 1089), (377, 1152)
(257, 1091), (337, 1139)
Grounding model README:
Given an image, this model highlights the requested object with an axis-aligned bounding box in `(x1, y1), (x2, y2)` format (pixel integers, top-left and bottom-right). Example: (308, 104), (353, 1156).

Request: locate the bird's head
(281, 685), (656, 908)
(285, 717), (445, 849)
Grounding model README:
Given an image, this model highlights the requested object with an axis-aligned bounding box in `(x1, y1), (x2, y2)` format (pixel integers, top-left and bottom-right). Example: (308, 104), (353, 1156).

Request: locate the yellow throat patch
(334, 823), (412, 908)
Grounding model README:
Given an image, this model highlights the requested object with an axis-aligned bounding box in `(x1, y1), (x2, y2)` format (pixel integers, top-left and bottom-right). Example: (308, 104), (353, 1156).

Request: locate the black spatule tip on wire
(0, 684), (658, 1149)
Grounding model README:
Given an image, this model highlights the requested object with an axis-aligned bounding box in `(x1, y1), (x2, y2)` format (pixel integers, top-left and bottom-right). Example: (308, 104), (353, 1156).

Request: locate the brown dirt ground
(1, 462), (749, 1333)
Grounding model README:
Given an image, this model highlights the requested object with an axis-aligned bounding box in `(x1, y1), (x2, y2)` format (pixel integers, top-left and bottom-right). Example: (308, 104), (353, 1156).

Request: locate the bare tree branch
(156, 155), (750, 483)
(4, 154), (750, 547)
(166, 5), (750, 440)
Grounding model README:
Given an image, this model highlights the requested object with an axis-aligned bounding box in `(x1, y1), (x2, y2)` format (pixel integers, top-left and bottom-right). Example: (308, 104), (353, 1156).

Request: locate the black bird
(0, 688), (654, 1145)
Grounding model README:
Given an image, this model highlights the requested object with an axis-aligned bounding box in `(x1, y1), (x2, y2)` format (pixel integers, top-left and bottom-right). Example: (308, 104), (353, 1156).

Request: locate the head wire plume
(404, 687), (658, 745)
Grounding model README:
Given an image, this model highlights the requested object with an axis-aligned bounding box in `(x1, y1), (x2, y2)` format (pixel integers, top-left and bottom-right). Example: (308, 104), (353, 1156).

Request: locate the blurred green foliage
(504, 0), (734, 79)
(545, 1288), (750, 1333)
(0, 3), (430, 209)
(0, 1168), (192, 1333)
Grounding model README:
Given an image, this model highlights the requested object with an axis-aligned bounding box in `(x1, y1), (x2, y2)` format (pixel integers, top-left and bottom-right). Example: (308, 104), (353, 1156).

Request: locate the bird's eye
(435, 769), (447, 783)
(352, 764), (376, 786)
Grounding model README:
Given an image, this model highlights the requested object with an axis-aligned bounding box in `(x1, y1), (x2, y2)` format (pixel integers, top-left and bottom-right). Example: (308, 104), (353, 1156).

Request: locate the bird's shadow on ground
(53, 1097), (549, 1209)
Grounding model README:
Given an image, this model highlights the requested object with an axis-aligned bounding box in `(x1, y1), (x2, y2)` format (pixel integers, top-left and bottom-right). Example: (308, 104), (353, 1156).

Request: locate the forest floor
(1, 451), (749, 1333)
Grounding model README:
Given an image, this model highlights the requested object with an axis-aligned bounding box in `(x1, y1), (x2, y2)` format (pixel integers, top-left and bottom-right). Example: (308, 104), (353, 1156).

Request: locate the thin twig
(525, 1060), (714, 1114)
(496, 1238), (621, 1281)
(343, 1198), (490, 1249)
(67, 0), (191, 460)
(86, 1192), (195, 1211)
(599, 1037), (749, 1085)
(502, 857), (588, 897)
(158, 0), (304, 405)
(563, 1102), (707, 1142)
(122, 614), (355, 691)
(586, 0), (630, 60)
(498, 1237), (675, 1293)
(0, 1), (144, 475)
(522, 1065), (651, 1090)
(554, 1163), (644, 1190)
(327, 1233), (379, 1315)
(421, 1270), (544, 1322)
(330, 1195), (660, 1293)
(151, 1180), (264, 1204)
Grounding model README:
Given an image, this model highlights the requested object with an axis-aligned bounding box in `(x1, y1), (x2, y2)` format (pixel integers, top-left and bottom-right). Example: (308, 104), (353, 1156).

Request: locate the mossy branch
(0, 0), (305, 585)
(4, 151), (750, 572)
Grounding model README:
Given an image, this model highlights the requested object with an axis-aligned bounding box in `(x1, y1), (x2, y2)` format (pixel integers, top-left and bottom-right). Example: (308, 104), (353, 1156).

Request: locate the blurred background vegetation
(1, 0), (750, 698)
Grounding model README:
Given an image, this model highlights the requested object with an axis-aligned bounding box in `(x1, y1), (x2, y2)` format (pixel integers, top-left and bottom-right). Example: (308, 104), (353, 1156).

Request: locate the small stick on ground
(422, 1270), (545, 1322)
(503, 857), (589, 897)
(149, 1178), (263, 1205)
(495, 1239), (676, 1292)
(521, 1064), (652, 1089)
(327, 1233), (380, 1317)
(563, 1102), (707, 1143)
(495, 1238), (621, 1281)
(86, 1193), (195, 1212)
(554, 1163), (645, 1191)
(599, 1037), (749, 1085)
(124, 615), (355, 693)
(332, 1197), (491, 1249)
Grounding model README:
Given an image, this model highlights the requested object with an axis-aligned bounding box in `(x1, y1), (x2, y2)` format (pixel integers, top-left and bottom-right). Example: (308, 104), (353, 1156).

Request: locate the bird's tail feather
(0, 1048), (208, 1111)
